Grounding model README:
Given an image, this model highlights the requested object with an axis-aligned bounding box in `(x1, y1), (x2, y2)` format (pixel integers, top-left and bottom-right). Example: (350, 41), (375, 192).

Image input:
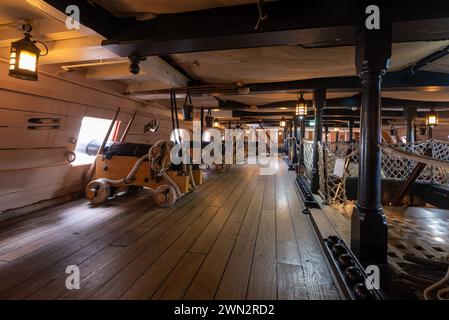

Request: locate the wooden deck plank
(0, 203), (110, 259)
(120, 206), (221, 300)
(247, 209), (277, 300)
(67, 169), (242, 299)
(26, 245), (124, 300)
(281, 166), (340, 300)
(213, 181), (266, 300)
(1, 205), (160, 299)
(0, 198), (86, 230)
(275, 172), (302, 266)
(276, 263), (308, 300)
(151, 253), (206, 300)
(188, 168), (258, 255)
(0, 170), (226, 296)
(0, 162), (343, 300)
(104, 168), (256, 300)
(183, 167), (260, 300)
(0, 195), (155, 294)
(262, 175), (276, 211)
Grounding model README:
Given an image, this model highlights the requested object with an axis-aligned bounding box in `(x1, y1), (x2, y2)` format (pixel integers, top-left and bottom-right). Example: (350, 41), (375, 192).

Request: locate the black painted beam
(246, 71), (449, 93)
(232, 109), (426, 119)
(95, 1), (449, 57)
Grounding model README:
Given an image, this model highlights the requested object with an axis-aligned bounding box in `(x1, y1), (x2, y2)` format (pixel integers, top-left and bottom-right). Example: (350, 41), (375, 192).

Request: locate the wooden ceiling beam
(43, 1), (449, 57)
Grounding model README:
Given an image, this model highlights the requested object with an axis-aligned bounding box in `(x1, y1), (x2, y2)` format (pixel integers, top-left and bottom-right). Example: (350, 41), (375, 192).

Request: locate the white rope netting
(318, 142), (359, 204)
(313, 140), (449, 205)
(303, 140), (314, 181)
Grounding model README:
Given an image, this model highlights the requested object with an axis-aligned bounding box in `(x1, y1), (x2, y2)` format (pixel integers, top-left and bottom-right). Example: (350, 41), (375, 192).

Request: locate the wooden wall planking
(0, 149), (67, 171)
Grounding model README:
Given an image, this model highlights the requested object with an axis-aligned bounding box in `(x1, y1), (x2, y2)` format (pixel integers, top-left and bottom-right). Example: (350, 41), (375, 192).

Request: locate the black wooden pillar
(311, 88), (325, 194)
(405, 107), (417, 143)
(335, 129), (340, 144)
(324, 126), (329, 144)
(299, 118), (306, 166)
(284, 125), (288, 154)
(351, 27), (391, 265)
(293, 118), (299, 164)
(349, 120), (354, 143)
(200, 107), (204, 143)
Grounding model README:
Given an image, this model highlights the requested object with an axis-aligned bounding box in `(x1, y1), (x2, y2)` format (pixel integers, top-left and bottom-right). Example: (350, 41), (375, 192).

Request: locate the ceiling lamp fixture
(213, 120), (220, 128)
(280, 117), (286, 128)
(295, 92), (307, 119)
(8, 24), (47, 81)
(425, 109), (439, 127)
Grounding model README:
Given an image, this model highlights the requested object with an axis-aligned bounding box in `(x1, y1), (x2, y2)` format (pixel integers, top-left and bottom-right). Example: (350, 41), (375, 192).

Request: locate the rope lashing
(99, 140), (181, 197)
(149, 140), (175, 178)
(149, 141), (182, 197)
(325, 147), (359, 160)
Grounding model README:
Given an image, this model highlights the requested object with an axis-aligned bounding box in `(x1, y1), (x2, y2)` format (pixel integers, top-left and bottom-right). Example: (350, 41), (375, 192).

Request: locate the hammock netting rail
(301, 140), (449, 205)
(303, 140), (315, 182)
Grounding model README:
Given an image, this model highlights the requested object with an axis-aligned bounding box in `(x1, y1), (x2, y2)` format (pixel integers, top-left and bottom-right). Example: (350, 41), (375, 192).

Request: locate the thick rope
(102, 154), (149, 186)
(325, 147), (359, 160)
(101, 140), (178, 192)
(379, 143), (449, 168)
(423, 267), (449, 300)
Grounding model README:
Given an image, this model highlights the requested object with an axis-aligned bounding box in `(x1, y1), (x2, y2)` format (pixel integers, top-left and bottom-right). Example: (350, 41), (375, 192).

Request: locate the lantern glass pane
(18, 50), (37, 72)
(296, 102), (306, 116)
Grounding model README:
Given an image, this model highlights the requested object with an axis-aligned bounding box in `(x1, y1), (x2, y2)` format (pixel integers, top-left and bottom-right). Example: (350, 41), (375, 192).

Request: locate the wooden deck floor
(0, 163), (340, 300)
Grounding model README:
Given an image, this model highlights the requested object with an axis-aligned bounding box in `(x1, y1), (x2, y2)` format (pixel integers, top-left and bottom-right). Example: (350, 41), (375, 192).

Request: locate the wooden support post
(311, 88), (325, 194)
(200, 107), (204, 143)
(351, 27), (391, 265)
(405, 107), (417, 143)
(325, 126), (329, 144)
(293, 117), (299, 164)
(282, 122), (288, 156)
(299, 118), (306, 167)
(349, 120), (354, 143)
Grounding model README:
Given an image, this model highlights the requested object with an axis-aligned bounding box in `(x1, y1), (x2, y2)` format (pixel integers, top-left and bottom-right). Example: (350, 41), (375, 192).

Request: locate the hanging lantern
(182, 103), (194, 121)
(425, 109), (438, 127)
(213, 120), (220, 128)
(182, 92), (194, 121)
(280, 117), (286, 128)
(8, 26), (46, 81)
(295, 92), (307, 119)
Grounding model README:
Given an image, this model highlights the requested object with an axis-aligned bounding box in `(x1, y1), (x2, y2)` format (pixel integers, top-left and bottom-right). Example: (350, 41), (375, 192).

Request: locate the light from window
(73, 116), (120, 164)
